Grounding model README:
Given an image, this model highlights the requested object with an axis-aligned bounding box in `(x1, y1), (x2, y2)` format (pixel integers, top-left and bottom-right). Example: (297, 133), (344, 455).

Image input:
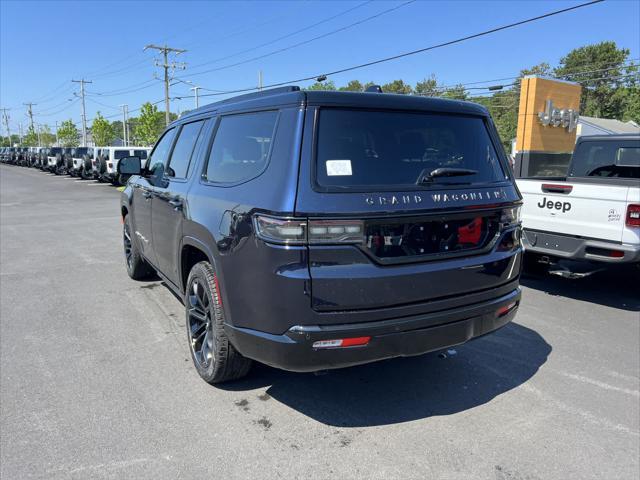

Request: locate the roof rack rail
(207, 85), (301, 108)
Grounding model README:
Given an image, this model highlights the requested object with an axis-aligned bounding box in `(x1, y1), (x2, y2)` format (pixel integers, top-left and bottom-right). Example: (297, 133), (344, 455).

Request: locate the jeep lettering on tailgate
(538, 196), (572, 213)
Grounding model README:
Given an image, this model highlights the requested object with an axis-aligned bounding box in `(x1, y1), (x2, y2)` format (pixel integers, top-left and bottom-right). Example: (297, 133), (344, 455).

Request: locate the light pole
(190, 86), (201, 108)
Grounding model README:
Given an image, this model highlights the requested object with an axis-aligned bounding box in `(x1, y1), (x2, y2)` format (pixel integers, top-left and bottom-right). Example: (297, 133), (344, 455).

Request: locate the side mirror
(118, 156), (141, 175)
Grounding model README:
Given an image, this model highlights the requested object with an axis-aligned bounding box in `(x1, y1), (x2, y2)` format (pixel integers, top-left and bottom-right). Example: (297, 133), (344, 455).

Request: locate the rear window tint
(315, 109), (506, 190)
(205, 111), (278, 184)
(114, 150), (130, 160)
(569, 140), (640, 178)
(133, 149), (148, 159)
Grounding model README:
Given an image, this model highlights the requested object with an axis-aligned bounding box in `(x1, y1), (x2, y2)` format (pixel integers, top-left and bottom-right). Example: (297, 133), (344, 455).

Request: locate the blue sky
(1, 0), (638, 131)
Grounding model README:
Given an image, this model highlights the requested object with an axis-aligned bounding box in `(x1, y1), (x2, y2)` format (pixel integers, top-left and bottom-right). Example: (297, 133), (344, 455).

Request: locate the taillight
(254, 216), (306, 244)
(626, 204), (640, 227)
(108, 162), (113, 168)
(308, 220), (363, 244)
(254, 215), (364, 245)
(500, 205), (521, 227)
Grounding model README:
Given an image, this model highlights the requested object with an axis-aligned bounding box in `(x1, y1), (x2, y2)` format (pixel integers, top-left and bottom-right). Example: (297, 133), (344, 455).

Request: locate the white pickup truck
(517, 134), (639, 277)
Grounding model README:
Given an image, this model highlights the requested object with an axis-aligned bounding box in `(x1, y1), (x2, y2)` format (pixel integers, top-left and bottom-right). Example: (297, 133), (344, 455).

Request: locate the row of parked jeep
(0, 146), (151, 185)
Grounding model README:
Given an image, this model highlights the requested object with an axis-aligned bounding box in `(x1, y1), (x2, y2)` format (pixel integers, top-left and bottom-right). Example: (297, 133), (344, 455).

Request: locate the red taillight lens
(609, 250), (625, 258)
(626, 204), (640, 227)
(312, 337), (371, 349)
(496, 302), (518, 317)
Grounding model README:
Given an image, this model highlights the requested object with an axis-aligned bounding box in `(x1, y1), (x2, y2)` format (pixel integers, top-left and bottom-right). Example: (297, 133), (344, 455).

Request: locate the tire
(123, 215), (154, 280)
(186, 261), (252, 384)
(118, 174), (130, 186)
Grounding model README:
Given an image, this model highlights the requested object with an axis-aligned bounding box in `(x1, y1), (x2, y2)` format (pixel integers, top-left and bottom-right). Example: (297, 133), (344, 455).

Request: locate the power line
(434, 57), (639, 91)
(185, 0), (604, 99)
(188, 1), (374, 70)
(184, 0), (417, 78)
(37, 99), (80, 117)
(87, 79), (161, 97)
(86, 97), (121, 111)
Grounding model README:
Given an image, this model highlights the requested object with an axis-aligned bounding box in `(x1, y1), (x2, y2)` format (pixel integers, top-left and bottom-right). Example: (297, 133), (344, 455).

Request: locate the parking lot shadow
(221, 322), (550, 427)
(521, 265), (640, 312)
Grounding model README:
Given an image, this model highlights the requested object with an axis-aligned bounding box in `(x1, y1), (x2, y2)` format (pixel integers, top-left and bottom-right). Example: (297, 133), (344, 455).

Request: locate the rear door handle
(169, 199), (183, 210)
(141, 190), (153, 199)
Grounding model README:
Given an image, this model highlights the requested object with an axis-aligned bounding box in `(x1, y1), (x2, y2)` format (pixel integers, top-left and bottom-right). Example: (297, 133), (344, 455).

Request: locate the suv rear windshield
(315, 109), (506, 190)
(114, 150), (130, 160)
(49, 148), (62, 155)
(73, 148), (89, 156)
(569, 140), (640, 179)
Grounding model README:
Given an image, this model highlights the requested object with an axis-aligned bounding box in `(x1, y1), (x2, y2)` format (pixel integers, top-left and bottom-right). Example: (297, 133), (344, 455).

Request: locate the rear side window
(205, 111), (278, 184)
(569, 140), (640, 178)
(133, 149), (148, 159)
(315, 109), (506, 190)
(167, 121), (205, 179)
(114, 150), (130, 160)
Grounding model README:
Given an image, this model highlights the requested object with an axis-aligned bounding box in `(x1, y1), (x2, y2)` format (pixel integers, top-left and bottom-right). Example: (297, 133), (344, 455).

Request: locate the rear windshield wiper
(416, 167), (478, 185)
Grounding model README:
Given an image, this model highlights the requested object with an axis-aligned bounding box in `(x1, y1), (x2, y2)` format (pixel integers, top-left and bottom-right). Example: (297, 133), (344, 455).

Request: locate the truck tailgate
(517, 179), (630, 242)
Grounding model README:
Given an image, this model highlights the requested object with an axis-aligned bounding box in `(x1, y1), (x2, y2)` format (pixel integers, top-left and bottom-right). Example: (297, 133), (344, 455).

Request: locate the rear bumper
(523, 229), (640, 263)
(226, 287), (521, 372)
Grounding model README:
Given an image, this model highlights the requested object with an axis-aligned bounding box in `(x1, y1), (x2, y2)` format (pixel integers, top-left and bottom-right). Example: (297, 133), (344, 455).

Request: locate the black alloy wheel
(187, 279), (214, 369)
(185, 262), (252, 384)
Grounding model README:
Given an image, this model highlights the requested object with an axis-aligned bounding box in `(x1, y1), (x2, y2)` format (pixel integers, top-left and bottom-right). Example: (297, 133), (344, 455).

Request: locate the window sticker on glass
(326, 159), (352, 176)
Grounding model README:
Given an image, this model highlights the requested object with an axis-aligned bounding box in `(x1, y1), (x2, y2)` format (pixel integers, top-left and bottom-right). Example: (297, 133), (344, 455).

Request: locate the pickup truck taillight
(626, 204), (640, 227)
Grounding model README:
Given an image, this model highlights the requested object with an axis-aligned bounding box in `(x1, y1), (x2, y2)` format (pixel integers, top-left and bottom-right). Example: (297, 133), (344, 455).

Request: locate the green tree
(440, 84), (468, 100)
(554, 41), (634, 118)
(22, 125), (38, 146)
(39, 124), (56, 146)
(415, 75), (439, 96)
(339, 80), (364, 92)
(134, 102), (165, 146)
(91, 112), (115, 146)
(306, 80), (337, 91)
(57, 119), (79, 147)
(382, 79), (413, 94)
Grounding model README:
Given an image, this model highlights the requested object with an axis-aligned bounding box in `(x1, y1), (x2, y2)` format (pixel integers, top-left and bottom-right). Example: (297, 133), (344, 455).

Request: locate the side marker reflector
(312, 336), (371, 349)
(496, 302), (518, 317)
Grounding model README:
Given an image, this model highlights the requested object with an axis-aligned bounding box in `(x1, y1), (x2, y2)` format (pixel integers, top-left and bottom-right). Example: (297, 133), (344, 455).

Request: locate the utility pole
(1, 108), (10, 146)
(144, 44), (186, 126)
(258, 70), (263, 91)
(23, 102), (36, 130)
(37, 124), (42, 147)
(190, 86), (201, 108)
(119, 104), (128, 146)
(72, 79), (92, 147)
(125, 104), (131, 145)
(54, 121), (59, 146)
(18, 123), (23, 145)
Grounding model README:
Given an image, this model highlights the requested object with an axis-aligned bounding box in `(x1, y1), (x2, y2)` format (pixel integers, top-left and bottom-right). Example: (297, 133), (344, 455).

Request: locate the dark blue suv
(119, 86), (523, 384)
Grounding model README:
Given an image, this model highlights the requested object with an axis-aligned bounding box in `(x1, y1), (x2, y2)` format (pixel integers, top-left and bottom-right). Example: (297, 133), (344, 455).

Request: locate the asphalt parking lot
(1, 164), (639, 480)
